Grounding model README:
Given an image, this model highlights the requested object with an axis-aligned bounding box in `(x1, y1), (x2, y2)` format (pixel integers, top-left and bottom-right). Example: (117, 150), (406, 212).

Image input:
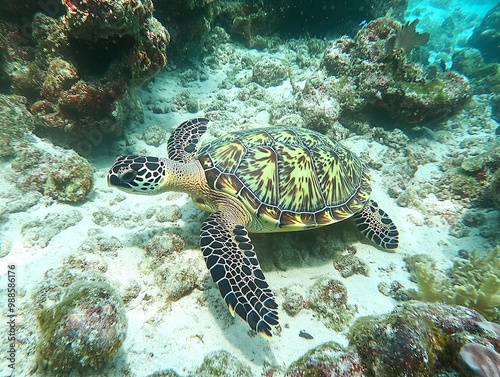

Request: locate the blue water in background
(406, 0), (495, 67)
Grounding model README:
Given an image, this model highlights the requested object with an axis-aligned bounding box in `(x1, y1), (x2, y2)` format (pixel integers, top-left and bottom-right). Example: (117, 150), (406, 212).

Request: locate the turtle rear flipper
(353, 199), (399, 250)
(200, 211), (279, 337)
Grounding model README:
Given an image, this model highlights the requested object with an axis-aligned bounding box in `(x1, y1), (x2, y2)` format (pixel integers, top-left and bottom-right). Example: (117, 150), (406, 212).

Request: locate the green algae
(36, 279), (127, 375)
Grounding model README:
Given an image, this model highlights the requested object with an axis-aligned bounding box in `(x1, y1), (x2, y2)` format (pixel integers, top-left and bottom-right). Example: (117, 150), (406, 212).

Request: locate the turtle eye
(119, 169), (137, 183)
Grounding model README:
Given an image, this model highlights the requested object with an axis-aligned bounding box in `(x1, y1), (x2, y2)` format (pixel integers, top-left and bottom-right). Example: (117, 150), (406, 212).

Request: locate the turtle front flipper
(353, 199), (399, 250)
(167, 117), (209, 162)
(200, 211), (279, 337)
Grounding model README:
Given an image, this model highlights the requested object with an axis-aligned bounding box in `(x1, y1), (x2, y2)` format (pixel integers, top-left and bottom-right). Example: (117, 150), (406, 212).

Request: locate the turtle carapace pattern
(107, 118), (399, 337)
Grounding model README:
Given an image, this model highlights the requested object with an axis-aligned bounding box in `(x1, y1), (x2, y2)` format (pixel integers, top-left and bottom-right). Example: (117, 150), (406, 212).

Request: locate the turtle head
(107, 155), (167, 195)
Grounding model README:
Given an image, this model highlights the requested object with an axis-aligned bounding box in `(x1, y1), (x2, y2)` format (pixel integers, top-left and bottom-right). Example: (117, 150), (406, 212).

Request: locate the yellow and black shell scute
(197, 127), (371, 231)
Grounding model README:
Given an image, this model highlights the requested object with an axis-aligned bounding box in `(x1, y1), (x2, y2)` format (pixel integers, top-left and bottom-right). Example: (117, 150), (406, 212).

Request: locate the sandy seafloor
(0, 0), (499, 376)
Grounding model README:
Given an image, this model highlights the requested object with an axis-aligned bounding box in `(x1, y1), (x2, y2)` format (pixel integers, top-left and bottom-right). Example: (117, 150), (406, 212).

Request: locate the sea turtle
(107, 118), (399, 337)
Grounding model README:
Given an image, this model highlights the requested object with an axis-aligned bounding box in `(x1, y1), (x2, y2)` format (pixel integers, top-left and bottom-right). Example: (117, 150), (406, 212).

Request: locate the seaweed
(408, 246), (500, 322)
(385, 19), (430, 56)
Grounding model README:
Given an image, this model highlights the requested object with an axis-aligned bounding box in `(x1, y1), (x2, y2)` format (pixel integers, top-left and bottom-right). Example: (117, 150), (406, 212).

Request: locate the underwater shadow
(202, 278), (280, 368)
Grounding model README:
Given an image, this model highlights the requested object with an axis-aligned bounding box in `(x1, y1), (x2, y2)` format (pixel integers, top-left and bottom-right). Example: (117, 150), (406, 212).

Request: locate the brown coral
(0, 0), (169, 151)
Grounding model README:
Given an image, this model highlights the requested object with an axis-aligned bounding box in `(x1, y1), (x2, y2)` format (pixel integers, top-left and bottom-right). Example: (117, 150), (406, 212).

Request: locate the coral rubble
(309, 278), (357, 331)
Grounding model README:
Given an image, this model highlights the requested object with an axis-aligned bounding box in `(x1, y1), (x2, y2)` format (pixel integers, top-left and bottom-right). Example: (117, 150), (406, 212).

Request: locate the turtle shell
(197, 127), (371, 231)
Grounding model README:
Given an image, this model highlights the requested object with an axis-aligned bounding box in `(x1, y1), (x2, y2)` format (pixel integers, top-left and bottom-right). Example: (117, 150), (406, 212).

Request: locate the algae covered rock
(333, 254), (369, 278)
(286, 341), (365, 377)
(36, 279), (128, 375)
(348, 307), (435, 376)
(194, 350), (252, 377)
(309, 17), (470, 128)
(65, 0), (154, 39)
(11, 142), (93, 202)
(347, 301), (487, 377)
(287, 302), (495, 377)
(252, 57), (289, 87)
(0, 94), (34, 157)
(282, 286), (304, 317)
(0, 0), (169, 149)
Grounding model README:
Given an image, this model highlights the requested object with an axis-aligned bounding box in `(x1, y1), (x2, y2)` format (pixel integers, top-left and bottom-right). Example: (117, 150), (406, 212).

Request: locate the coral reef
(0, 0), (169, 149)
(269, 0), (408, 38)
(153, 0), (407, 59)
(11, 142), (93, 202)
(36, 279), (127, 375)
(287, 301), (498, 377)
(302, 18), (469, 128)
(407, 246), (500, 322)
(452, 48), (499, 95)
(435, 137), (500, 209)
